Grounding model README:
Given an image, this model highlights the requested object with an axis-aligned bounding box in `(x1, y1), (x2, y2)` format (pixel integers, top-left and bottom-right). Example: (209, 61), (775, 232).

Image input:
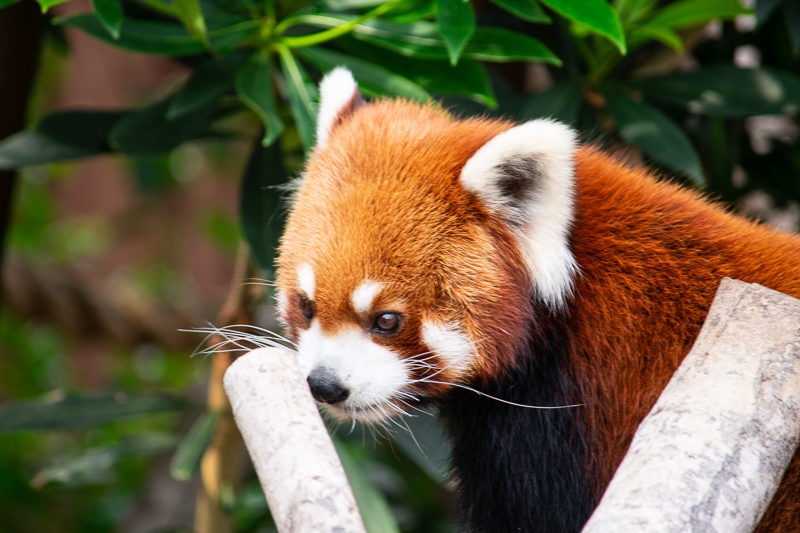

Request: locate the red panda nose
(307, 367), (350, 404)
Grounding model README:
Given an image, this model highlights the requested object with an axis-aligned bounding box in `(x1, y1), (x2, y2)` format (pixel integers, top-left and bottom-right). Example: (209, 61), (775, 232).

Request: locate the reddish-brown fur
(277, 98), (800, 530)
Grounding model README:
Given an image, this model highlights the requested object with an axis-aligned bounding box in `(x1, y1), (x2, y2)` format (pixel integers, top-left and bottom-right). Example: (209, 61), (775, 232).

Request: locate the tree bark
(582, 278), (800, 533)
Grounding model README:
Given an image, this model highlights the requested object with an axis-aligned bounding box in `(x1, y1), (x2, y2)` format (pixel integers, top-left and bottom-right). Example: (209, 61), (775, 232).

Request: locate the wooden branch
(583, 278), (800, 532)
(223, 347), (366, 533)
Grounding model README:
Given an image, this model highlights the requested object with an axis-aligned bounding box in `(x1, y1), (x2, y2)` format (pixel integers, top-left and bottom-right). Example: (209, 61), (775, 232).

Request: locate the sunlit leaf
(437, 0), (476, 65)
(278, 48), (318, 151)
(92, 0), (123, 39)
(645, 0), (749, 30)
(297, 46), (429, 100)
(604, 88), (705, 184)
(174, 0), (209, 43)
(236, 53), (284, 146)
(36, 0), (70, 13)
(539, 0), (626, 54)
(170, 410), (221, 481)
(628, 22), (683, 51)
(0, 390), (188, 432)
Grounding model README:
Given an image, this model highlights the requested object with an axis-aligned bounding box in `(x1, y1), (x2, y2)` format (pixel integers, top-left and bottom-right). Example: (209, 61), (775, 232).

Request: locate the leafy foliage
(1, 0), (799, 531)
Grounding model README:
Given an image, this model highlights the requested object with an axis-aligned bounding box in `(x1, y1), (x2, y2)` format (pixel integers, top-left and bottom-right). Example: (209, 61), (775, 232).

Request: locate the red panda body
(275, 68), (800, 532)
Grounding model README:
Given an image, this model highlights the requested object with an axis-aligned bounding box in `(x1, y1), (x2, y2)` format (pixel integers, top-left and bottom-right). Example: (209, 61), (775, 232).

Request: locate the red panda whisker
(411, 379), (583, 410)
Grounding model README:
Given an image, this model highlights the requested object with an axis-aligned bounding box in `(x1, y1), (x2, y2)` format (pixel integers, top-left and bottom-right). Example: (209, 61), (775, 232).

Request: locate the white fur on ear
(316, 67), (362, 148)
(460, 119), (579, 310)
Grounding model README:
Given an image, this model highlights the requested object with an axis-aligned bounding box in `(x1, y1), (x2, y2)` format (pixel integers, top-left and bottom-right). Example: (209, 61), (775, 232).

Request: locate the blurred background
(0, 0), (798, 531)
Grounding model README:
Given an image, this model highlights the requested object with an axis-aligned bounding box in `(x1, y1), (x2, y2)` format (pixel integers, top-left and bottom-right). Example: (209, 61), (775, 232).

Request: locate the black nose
(307, 367), (350, 404)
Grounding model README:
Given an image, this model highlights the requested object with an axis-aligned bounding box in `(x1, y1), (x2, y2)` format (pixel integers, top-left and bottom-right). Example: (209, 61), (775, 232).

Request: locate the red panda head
(275, 68), (578, 421)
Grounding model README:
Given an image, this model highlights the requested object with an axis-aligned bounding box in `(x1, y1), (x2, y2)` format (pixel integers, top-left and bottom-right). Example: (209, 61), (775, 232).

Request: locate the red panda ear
(316, 67), (364, 148)
(460, 119), (579, 310)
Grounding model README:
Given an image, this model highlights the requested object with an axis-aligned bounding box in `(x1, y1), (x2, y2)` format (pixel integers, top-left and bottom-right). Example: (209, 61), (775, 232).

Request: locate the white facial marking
(351, 280), (383, 314)
(316, 67), (359, 149)
(275, 290), (289, 326)
(460, 118), (579, 310)
(297, 263), (315, 298)
(296, 322), (409, 422)
(421, 322), (475, 377)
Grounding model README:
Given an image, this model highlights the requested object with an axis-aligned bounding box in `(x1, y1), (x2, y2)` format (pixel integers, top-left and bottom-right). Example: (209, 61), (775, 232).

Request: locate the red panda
(274, 67), (800, 532)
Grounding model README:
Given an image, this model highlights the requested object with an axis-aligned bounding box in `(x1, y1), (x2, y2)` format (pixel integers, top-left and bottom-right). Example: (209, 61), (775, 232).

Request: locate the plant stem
(277, 0), (404, 48)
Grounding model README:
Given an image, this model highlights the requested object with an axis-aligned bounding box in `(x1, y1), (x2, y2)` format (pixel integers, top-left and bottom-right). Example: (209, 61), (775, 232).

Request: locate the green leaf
(755, 0), (782, 28)
(236, 53), (284, 146)
(539, 0), (626, 54)
(628, 22), (683, 51)
(645, 0), (749, 30)
(32, 433), (177, 488)
(615, 0), (656, 24)
(278, 48), (318, 151)
(110, 98), (218, 154)
(0, 390), (188, 432)
(0, 0), (24, 8)
(36, 0), (70, 12)
(297, 14), (561, 64)
(297, 46), (430, 100)
(92, 0), (123, 39)
(490, 0), (551, 23)
(437, 0), (476, 65)
(170, 410), (221, 481)
(604, 88), (704, 184)
(240, 135), (287, 271)
(323, 0), (385, 7)
(174, 0), (209, 43)
(335, 441), (400, 533)
(0, 110), (123, 169)
(519, 78), (582, 123)
(58, 13), (207, 55)
(338, 37), (496, 107)
(168, 51), (248, 119)
(628, 65), (800, 117)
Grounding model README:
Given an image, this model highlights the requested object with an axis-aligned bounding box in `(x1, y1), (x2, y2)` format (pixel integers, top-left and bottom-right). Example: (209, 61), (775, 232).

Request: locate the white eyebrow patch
(297, 263), (315, 298)
(421, 322), (475, 376)
(351, 280), (383, 314)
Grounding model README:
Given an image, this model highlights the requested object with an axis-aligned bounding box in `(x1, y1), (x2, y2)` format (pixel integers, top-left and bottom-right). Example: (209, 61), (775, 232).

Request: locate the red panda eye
(373, 312), (401, 334)
(299, 296), (314, 321)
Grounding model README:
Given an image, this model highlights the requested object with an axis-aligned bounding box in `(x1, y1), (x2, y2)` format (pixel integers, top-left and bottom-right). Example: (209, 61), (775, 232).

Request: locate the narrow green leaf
(539, 0), (626, 54)
(645, 0), (749, 30)
(615, 0), (656, 24)
(32, 434), (177, 488)
(604, 88), (704, 184)
(92, 0), (123, 39)
(627, 65), (800, 117)
(323, 0), (384, 7)
(0, 0), (24, 8)
(298, 14), (561, 64)
(520, 78), (582, 123)
(628, 22), (683, 51)
(110, 98), (218, 154)
(0, 390), (188, 432)
(58, 13), (207, 55)
(174, 0), (209, 44)
(36, 0), (70, 13)
(490, 0), (551, 23)
(0, 110), (123, 169)
(168, 51), (248, 119)
(298, 46), (429, 100)
(236, 53), (284, 146)
(335, 441), (401, 533)
(437, 0), (476, 65)
(170, 410), (221, 481)
(240, 135), (287, 271)
(278, 48), (318, 151)
(338, 37), (496, 107)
